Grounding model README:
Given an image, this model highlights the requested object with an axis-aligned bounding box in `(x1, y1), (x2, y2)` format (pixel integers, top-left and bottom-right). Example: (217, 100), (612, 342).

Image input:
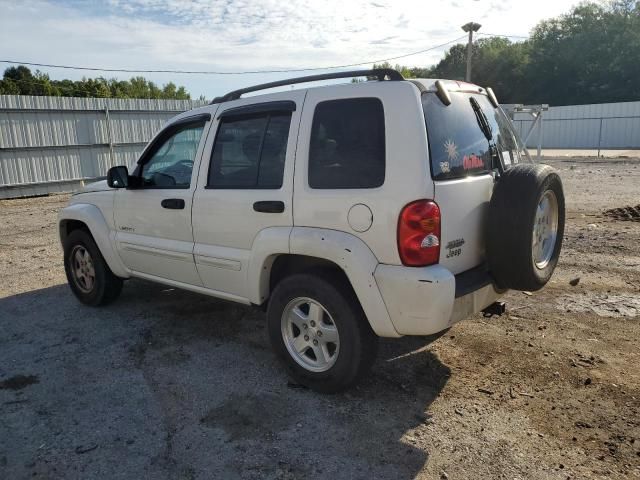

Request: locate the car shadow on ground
(0, 279), (450, 479)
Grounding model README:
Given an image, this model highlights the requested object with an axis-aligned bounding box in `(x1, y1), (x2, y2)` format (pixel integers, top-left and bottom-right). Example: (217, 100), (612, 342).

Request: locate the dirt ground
(0, 157), (638, 480)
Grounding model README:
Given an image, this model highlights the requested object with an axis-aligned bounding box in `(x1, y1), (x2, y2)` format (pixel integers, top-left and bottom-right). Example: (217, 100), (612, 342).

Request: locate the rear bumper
(373, 264), (502, 336)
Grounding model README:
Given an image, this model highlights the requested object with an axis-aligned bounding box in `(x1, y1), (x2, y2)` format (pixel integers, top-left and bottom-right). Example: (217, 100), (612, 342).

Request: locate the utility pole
(461, 22), (481, 82)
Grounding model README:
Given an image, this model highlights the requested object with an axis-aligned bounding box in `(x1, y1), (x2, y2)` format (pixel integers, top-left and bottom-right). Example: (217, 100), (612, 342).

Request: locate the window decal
(463, 154), (484, 170)
(444, 139), (459, 162)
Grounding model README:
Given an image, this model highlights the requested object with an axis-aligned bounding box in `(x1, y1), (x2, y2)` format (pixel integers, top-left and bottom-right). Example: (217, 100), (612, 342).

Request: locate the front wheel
(63, 229), (123, 306)
(267, 272), (378, 393)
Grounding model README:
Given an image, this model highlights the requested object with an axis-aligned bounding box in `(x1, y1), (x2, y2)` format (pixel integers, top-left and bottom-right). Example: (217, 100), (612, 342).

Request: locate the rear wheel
(267, 272), (378, 393)
(63, 229), (123, 306)
(486, 164), (565, 291)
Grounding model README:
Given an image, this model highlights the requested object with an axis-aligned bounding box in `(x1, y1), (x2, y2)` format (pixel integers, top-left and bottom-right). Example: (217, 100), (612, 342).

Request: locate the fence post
(537, 113), (543, 160)
(104, 103), (115, 169)
(597, 117), (603, 157)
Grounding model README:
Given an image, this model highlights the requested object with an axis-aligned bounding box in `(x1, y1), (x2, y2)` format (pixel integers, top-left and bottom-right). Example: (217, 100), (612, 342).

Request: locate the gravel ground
(1, 157), (639, 480)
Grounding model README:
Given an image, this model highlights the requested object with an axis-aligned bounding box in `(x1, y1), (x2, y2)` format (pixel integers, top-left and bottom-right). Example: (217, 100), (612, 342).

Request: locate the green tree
(352, 62), (433, 82)
(0, 66), (193, 99)
(160, 82), (189, 100)
(366, 2), (640, 105)
(525, 2), (640, 104)
(1, 66), (40, 95)
(430, 43), (468, 80)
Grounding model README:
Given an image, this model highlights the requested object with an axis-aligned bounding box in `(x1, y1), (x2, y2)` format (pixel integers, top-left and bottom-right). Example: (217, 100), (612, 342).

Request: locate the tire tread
(63, 229), (123, 306)
(486, 163), (565, 291)
(267, 270), (377, 393)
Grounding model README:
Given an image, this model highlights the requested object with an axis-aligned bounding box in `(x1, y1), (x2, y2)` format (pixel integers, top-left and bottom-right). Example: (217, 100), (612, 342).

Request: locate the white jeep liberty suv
(59, 69), (565, 393)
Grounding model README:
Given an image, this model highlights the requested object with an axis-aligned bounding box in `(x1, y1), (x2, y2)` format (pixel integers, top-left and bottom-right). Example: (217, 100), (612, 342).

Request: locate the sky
(0, 0), (580, 99)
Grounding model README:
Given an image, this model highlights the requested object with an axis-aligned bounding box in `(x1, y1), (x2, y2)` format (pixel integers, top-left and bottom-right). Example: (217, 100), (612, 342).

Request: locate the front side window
(423, 91), (527, 181)
(208, 112), (291, 189)
(139, 122), (205, 188)
(309, 98), (385, 189)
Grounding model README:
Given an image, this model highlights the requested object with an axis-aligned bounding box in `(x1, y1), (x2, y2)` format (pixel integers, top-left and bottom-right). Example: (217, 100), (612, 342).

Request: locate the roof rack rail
(210, 68), (404, 104)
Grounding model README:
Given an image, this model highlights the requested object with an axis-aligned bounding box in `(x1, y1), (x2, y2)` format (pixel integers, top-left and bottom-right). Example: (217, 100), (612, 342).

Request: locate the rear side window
(423, 92), (493, 181)
(208, 112), (291, 189)
(309, 98), (385, 189)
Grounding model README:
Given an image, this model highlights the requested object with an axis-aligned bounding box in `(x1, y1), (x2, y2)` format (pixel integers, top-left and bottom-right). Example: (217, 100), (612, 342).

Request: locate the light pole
(461, 22), (481, 82)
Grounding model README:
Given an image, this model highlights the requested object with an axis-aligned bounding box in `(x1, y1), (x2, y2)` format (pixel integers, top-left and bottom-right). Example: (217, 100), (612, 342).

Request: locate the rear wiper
(470, 97), (493, 142)
(470, 97), (502, 172)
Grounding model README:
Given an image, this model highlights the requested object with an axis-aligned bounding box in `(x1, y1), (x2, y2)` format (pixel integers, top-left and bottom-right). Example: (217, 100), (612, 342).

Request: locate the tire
(486, 163), (565, 291)
(267, 272), (378, 393)
(63, 229), (123, 306)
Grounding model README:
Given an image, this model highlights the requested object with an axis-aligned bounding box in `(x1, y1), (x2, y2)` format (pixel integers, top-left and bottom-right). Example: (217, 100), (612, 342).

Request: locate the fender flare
(247, 226), (292, 305)
(58, 203), (129, 279)
(287, 227), (400, 338)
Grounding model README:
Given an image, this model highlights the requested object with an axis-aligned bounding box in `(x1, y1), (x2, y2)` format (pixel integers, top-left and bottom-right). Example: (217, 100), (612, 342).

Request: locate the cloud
(370, 36), (399, 45)
(0, 0), (579, 97)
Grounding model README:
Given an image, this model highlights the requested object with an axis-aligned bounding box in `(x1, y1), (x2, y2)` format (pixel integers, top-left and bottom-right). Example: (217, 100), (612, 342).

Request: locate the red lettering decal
(463, 154), (484, 170)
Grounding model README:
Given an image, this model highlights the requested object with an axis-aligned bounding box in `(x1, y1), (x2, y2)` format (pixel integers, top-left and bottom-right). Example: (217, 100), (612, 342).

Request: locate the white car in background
(59, 69), (565, 393)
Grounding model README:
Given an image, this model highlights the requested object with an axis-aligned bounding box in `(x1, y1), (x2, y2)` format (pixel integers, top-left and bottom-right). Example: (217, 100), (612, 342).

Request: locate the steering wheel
(158, 159), (193, 186)
(162, 159), (193, 176)
(175, 159), (193, 170)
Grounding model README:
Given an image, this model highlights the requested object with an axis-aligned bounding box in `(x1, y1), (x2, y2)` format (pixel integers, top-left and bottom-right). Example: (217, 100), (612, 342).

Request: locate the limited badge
(445, 238), (465, 259)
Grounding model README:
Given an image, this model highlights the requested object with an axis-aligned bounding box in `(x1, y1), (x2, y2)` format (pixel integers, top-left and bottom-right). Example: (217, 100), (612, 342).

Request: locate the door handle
(161, 198), (185, 209)
(253, 201), (285, 213)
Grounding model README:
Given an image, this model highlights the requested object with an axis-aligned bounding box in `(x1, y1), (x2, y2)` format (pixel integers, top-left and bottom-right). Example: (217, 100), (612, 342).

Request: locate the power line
(0, 35), (468, 76)
(0, 31), (529, 98)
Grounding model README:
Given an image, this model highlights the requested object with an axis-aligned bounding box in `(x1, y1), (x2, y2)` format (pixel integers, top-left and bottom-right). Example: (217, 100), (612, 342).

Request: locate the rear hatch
(421, 88), (527, 275)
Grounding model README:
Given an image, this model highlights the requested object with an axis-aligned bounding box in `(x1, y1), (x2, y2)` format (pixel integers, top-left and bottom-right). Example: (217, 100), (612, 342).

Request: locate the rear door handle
(253, 201), (285, 213)
(161, 198), (185, 209)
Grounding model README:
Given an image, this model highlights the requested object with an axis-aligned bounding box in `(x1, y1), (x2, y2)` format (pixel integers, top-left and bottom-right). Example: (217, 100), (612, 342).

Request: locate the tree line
(0, 65), (192, 100)
(1, 1), (639, 104)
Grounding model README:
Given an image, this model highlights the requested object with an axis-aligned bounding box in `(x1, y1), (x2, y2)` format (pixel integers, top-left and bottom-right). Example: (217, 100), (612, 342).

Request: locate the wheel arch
(58, 203), (129, 278)
(59, 218), (90, 244)
(250, 227), (400, 338)
(269, 255), (352, 297)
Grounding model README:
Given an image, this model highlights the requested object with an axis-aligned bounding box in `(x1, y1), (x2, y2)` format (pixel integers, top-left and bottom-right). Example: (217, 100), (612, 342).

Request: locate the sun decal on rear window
(444, 139), (459, 162)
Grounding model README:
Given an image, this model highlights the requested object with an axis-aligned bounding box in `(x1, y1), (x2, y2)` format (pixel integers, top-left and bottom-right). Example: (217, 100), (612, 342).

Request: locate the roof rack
(210, 68), (404, 104)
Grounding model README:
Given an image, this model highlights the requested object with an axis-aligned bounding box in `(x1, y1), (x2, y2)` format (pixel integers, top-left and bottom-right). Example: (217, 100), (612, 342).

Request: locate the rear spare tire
(486, 164), (565, 291)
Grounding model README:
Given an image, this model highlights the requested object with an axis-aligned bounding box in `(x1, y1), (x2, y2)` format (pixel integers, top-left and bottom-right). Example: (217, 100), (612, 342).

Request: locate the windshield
(422, 91), (530, 181)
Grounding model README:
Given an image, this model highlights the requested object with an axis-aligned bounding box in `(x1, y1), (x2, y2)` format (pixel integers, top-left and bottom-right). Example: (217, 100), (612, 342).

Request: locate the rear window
(422, 91), (523, 181)
(309, 98), (385, 189)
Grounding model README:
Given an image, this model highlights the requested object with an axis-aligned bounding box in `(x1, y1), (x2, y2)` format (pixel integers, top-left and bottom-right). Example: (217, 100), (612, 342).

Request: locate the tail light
(398, 200), (441, 267)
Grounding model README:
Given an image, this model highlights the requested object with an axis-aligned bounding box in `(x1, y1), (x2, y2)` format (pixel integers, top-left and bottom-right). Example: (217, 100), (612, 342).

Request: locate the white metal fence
(1, 95), (639, 199)
(509, 100), (640, 152)
(0, 95), (207, 198)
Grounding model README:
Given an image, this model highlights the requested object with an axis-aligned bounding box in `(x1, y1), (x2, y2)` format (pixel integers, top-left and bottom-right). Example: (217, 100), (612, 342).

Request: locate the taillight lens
(398, 200), (441, 266)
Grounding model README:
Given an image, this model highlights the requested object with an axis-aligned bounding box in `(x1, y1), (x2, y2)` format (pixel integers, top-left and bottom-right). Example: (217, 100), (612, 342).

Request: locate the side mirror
(107, 166), (129, 188)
